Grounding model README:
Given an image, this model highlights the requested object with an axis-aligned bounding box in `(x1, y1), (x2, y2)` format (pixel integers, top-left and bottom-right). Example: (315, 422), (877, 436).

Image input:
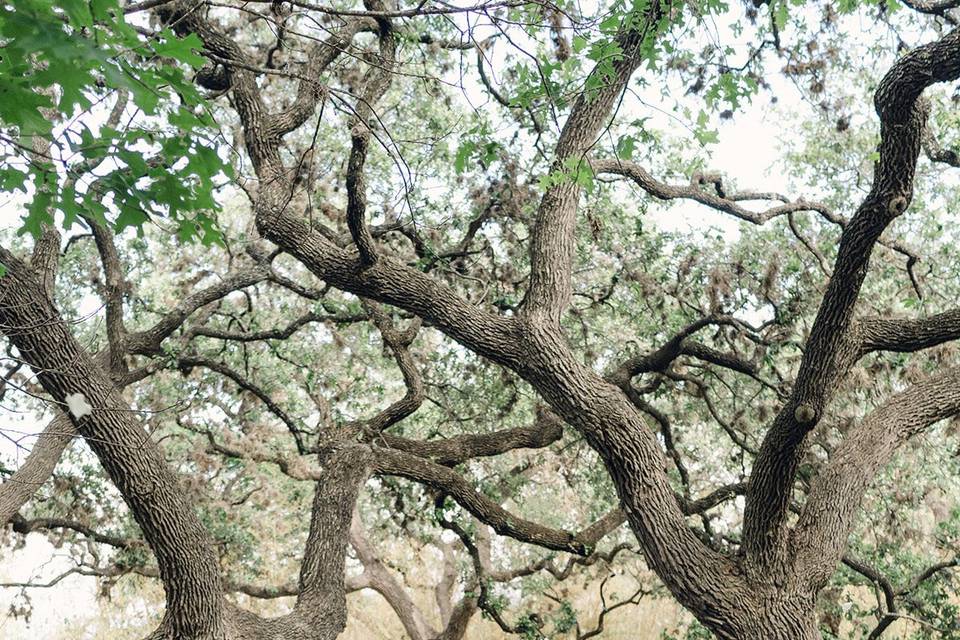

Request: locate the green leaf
(599, 15), (621, 33)
(59, 184), (81, 228)
(454, 140), (477, 173)
(59, 0), (94, 27)
(0, 85), (54, 135)
(90, 0), (119, 20)
(617, 134), (637, 160)
(115, 204), (149, 231)
(0, 167), (28, 192)
(153, 30), (207, 68)
(773, 0), (789, 30)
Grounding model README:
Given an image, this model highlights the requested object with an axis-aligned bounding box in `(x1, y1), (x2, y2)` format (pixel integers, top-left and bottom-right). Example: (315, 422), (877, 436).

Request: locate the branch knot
(794, 403), (817, 424)
(887, 195), (909, 217)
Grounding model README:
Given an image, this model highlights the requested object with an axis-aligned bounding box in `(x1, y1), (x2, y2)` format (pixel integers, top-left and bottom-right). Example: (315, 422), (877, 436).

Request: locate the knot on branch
(350, 121), (371, 141)
(887, 195), (909, 217)
(794, 403), (817, 425)
(196, 65), (230, 91)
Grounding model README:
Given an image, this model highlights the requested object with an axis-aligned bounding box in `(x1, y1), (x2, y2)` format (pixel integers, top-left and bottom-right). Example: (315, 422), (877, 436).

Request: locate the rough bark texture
(0, 251), (228, 639)
(0, 413), (75, 525)
(742, 27), (960, 580)
(5, 3), (960, 639)
(190, 7), (960, 636)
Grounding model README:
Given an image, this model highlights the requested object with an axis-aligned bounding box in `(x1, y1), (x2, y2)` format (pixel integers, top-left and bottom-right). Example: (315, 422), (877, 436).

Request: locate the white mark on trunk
(65, 393), (93, 419)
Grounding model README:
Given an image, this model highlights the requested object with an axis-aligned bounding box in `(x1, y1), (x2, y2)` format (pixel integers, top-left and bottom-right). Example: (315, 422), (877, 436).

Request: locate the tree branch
(0, 247), (226, 638)
(373, 408), (564, 466)
(742, 27), (960, 573)
(294, 444), (372, 632)
(0, 413), (75, 525)
(349, 510), (437, 640)
(372, 445), (588, 554)
(794, 365), (960, 588)
(524, 2), (665, 323)
(858, 307), (960, 354)
(344, 4), (395, 266)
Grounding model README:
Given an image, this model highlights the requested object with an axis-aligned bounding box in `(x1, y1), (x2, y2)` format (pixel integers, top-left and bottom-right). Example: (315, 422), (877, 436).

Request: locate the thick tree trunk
(723, 600), (820, 640)
(0, 250), (229, 640)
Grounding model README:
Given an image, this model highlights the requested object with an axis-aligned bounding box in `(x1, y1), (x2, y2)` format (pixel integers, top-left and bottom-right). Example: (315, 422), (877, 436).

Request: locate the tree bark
(120, 4), (960, 638)
(0, 249), (229, 639)
(0, 413), (75, 525)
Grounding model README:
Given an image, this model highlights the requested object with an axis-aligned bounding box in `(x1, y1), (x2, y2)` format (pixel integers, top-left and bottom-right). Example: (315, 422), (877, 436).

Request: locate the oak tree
(3, 0), (960, 638)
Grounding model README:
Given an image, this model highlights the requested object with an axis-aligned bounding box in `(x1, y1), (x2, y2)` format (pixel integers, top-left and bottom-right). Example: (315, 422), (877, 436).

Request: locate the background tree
(3, 0), (960, 638)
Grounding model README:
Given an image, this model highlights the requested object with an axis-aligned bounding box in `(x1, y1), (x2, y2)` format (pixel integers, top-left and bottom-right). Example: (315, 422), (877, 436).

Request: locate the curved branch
(373, 409), (564, 466)
(10, 513), (140, 549)
(794, 365), (960, 587)
(524, 2), (666, 323)
(345, 4), (396, 266)
(858, 307), (960, 354)
(372, 445), (588, 554)
(266, 19), (369, 138)
(842, 555), (899, 640)
(592, 158), (922, 267)
(592, 158), (831, 225)
(349, 511), (436, 640)
(126, 263), (272, 355)
(743, 27), (960, 573)
(607, 315), (755, 383)
(358, 302), (423, 433)
(178, 355), (310, 452)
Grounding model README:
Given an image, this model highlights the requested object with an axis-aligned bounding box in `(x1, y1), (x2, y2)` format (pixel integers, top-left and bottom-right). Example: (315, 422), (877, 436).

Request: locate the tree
(2, 0), (960, 638)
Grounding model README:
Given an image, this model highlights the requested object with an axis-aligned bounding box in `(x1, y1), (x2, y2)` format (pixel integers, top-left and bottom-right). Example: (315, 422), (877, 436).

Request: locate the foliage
(2, 0), (960, 638)
(0, 0), (229, 243)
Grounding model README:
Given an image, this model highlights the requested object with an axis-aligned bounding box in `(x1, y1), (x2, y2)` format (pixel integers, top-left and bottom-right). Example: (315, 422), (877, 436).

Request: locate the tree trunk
(722, 598), (820, 640)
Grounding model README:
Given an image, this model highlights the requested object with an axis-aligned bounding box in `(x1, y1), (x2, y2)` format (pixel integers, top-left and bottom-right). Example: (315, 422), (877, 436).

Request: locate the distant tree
(3, 0), (960, 638)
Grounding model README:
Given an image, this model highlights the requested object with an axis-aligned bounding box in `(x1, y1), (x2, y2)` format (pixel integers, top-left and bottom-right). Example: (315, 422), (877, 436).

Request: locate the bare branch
(10, 513), (140, 549)
(858, 308), (960, 354)
(349, 510), (436, 640)
(373, 445), (588, 554)
(357, 302), (423, 433)
(743, 27), (960, 572)
(126, 263), (272, 355)
(266, 19), (369, 138)
(344, 4), (396, 266)
(178, 355), (310, 452)
(795, 365), (960, 586)
(592, 158), (831, 225)
(189, 309), (366, 342)
(373, 408), (564, 466)
(0, 414), (75, 525)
